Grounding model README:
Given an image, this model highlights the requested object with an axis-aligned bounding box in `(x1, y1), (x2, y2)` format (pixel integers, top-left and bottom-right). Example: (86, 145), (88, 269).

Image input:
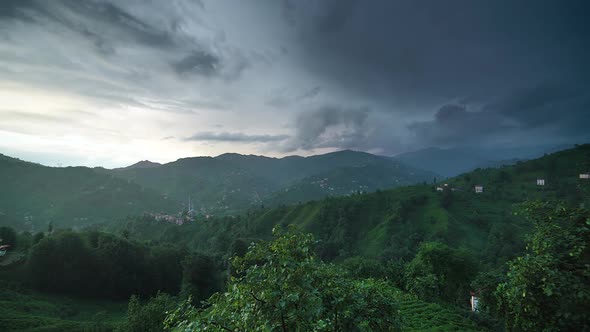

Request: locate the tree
(32, 232), (44, 245)
(27, 232), (97, 294)
(496, 202), (590, 331)
(441, 187), (453, 209)
(166, 227), (403, 331)
(180, 254), (220, 304)
(120, 293), (176, 332)
(405, 242), (478, 304)
(0, 226), (17, 246)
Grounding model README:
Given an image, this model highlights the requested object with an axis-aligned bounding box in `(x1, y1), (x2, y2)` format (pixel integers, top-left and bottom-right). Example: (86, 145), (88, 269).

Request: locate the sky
(0, 0), (589, 168)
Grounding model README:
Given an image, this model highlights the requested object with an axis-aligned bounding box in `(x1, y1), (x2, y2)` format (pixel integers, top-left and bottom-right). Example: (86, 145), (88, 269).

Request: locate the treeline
(22, 230), (222, 302)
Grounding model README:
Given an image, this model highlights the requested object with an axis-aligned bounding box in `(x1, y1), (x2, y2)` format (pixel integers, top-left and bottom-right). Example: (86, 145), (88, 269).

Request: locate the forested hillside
(120, 145), (590, 265)
(392, 144), (572, 177)
(107, 150), (437, 215)
(0, 154), (179, 230)
(1, 145), (589, 331)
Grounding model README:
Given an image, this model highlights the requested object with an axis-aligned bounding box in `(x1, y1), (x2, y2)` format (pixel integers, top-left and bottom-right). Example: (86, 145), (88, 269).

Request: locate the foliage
(405, 242), (478, 304)
(180, 254), (221, 304)
(0, 154), (178, 231)
(25, 231), (216, 300)
(118, 293), (176, 332)
(496, 202), (590, 331)
(0, 283), (126, 332)
(166, 228), (403, 331)
(0, 226), (17, 246)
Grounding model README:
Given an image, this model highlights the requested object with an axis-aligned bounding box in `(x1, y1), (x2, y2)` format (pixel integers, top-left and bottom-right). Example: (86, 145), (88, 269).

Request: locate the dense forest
(1, 145), (589, 331)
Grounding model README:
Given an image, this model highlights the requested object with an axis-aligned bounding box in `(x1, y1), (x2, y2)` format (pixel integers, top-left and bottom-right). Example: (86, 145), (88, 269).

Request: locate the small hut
(580, 173), (590, 179)
(537, 179), (545, 186)
(474, 185), (483, 193)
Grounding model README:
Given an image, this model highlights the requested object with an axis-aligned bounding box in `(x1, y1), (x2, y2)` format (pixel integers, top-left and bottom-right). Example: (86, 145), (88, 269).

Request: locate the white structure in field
(474, 185), (483, 193)
(470, 293), (479, 312)
(537, 179), (545, 186)
(436, 187), (444, 192)
(580, 173), (590, 179)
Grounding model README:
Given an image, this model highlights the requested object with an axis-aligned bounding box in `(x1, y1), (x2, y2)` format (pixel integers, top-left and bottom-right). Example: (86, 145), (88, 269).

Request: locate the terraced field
(398, 293), (485, 331)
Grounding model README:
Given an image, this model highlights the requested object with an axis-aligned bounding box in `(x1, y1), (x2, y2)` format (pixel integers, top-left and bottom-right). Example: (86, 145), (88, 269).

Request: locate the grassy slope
(243, 144), (590, 259)
(0, 287), (126, 332)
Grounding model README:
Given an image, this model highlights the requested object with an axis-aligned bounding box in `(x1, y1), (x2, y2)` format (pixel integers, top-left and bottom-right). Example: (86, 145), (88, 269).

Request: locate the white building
(436, 187), (444, 192)
(470, 293), (479, 312)
(474, 185), (483, 193)
(537, 179), (545, 186)
(580, 173), (590, 179)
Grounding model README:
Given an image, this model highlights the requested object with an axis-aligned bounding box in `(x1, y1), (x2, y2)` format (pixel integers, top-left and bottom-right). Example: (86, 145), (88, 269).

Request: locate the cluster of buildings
(145, 197), (197, 226)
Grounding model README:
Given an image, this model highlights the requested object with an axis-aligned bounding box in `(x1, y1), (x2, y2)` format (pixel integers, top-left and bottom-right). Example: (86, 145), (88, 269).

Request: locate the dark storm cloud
(408, 81), (590, 147)
(184, 132), (290, 143)
(172, 51), (220, 76)
(407, 105), (513, 146)
(291, 0), (590, 107)
(278, 0), (590, 151)
(282, 105), (370, 152)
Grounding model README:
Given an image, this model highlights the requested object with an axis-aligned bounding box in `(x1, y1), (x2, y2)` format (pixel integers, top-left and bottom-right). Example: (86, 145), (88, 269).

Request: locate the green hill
(244, 145), (588, 261)
(119, 145), (589, 267)
(0, 154), (179, 231)
(393, 144), (572, 177)
(108, 150), (436, 215)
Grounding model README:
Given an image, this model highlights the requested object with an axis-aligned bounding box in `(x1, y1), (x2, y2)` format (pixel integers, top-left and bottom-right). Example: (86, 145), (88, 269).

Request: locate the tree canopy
(496, 202), (590, 331)
(166, 228), (403, 331)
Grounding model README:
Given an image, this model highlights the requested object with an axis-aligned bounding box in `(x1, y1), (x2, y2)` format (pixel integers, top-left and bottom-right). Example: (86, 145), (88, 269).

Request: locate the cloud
(172, 51), (220, 76)
(184, 131), (290, 143)
(407, 104), (512, 147)
(291, 0), (590, 110)
(281, 105), (370, 151)
(266, 86), (321, 108)
(407, 80), (590, 147)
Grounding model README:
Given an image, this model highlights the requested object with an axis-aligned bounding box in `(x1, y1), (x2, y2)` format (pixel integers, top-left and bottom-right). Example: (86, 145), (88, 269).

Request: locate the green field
(0, 286), (126, 332)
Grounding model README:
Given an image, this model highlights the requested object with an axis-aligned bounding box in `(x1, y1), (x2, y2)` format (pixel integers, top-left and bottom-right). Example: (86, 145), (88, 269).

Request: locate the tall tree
(496, 202), (590, 331)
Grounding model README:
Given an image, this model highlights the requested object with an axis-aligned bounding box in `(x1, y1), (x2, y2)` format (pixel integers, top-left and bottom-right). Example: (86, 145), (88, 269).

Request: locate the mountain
(269, 158), (436, 205)
(137, 144), (587, 263)
(0, 154), (179, 231)
(119, 160), (162, 169)
(108, 150), (437, 215)
(392, 144), (573, 177)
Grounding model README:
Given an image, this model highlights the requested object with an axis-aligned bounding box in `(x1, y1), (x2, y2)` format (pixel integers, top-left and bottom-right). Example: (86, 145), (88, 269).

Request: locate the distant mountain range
(1, 144), (579, 230)
(105, 150), (438, 215)
(391, 144), (573, 177)
(119, 144), (590, 263)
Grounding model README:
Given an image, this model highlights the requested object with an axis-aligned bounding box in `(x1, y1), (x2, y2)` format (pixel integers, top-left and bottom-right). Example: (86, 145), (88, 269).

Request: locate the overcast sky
(1, 0), (589, 167)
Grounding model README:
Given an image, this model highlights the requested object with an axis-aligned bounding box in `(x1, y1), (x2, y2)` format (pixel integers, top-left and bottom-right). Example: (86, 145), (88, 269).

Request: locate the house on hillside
(474, 185), (484, 193)
(436, 187), (444, 192)
(580, 173), (590, 179)
(537, 179), (545, 186)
